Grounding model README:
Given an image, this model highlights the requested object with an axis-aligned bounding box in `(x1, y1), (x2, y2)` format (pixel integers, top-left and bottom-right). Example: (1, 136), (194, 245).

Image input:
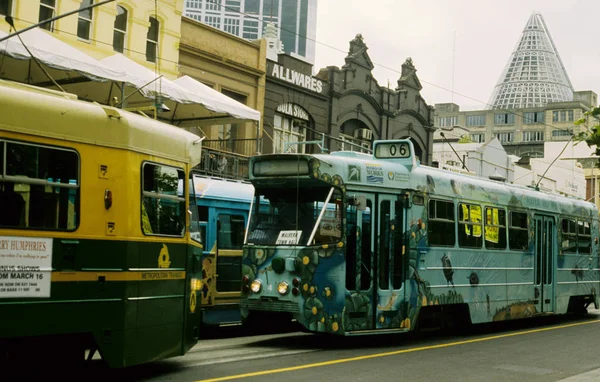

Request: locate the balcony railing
(194, 138), (258, 179)
(202, 138), (258, 157)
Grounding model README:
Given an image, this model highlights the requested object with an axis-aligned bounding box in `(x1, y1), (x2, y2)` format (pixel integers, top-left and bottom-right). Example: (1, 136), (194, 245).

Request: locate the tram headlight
(250, 279), (262, 293)
(190, 278), (202, 291)
(277, 281), (289, 295)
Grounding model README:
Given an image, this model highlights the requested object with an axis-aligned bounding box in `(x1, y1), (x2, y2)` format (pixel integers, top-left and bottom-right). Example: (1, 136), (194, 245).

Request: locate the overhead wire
(6, 3), (587, 140)
(213, 1), (582, 135)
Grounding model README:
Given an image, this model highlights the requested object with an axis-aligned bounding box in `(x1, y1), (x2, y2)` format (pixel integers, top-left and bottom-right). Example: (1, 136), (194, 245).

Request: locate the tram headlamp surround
(190, 278), (202, 291)
(277, 281), (289, 295)
(250, 279), (262, 293)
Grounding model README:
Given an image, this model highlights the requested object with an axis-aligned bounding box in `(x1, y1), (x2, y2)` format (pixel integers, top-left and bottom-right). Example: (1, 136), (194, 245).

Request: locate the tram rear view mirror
(348, 195), (367, 211)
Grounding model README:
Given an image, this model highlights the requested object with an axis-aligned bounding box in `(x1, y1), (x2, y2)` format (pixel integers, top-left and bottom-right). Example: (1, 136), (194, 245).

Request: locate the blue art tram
(240, 139), (599, 334)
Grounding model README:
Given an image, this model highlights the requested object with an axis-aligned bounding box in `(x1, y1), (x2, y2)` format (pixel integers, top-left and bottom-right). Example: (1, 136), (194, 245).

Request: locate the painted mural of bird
(441, 254), (454, 287)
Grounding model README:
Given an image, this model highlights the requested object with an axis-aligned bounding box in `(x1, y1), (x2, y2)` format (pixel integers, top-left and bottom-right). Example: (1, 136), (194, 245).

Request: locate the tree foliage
(573, 106), (600, 165)
(458, 135), (472, 144)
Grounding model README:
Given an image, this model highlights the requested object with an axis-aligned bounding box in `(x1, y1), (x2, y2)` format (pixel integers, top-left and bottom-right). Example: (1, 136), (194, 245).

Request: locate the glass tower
(184, 0), (317, 64)
(488, 11), (574, 109)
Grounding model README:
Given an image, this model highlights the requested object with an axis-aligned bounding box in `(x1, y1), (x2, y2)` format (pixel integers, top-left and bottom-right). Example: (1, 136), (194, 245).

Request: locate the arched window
(146, 17), (159, 62)
(77, 0), (93, 40)
(113, 5), (127, 53)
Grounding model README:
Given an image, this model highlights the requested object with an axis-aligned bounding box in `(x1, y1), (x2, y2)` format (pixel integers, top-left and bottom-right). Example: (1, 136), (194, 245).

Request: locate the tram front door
(534, 214), (556, 313)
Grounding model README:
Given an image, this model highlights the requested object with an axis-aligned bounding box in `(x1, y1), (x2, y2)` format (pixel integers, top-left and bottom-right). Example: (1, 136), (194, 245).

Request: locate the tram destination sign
(0, 236), (52, 298)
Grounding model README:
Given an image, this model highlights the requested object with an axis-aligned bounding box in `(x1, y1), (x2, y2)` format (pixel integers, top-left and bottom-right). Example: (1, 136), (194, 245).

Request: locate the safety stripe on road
(196, 318), (600, 382)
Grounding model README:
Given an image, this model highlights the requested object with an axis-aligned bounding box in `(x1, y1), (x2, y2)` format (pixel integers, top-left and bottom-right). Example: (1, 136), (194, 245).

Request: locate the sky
(313, 0), (600, 111)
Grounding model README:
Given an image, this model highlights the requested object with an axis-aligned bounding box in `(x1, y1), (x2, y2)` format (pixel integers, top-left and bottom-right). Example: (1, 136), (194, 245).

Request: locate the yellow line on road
(196, 319), (600, 382)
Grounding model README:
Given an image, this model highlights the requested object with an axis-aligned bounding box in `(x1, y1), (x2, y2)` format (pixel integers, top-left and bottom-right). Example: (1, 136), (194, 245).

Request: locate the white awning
(173, 75), (261, 123)
(65, 53), (261, 126)
(0, 29), (261, 126)
(0, 27), (128, 85)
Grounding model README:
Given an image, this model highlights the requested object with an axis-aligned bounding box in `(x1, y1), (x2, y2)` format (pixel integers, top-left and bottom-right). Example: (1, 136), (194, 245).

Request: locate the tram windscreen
(246, 186), (342, 246)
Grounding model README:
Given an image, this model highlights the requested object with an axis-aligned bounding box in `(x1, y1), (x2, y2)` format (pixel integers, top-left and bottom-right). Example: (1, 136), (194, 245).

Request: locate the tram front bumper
(240, 297), (300, 314)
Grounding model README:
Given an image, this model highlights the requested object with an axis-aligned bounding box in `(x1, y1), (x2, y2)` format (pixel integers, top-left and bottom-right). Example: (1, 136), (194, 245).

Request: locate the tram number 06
(388, 144), (407, 157)
(376, 142), (410, 159)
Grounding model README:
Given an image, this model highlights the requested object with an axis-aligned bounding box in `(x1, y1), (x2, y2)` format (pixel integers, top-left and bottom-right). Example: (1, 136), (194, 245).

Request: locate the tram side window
(484, 207), (506, 249)
(0, 140), (79, 230)
(360, 201), (373, 291)
(458, 203), (482, 248)
(217, 214), (245, 249)
(345, 203), (358, 291)
(577, 220), (591, 254)
(189, 178), (203, 244)
(142, 163), (185, 236)
(428, 199), (455, 246)
(508, 211), (528, 250)
(379, 200), (391, 290)
(561, 219), (577, 254)
(197, 206), (208, 248)
(392, 200), (404, 289)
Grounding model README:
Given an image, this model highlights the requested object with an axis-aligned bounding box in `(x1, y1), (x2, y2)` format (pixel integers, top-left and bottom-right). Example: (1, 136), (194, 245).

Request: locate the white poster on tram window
(0, 236), (53, 298)
(276, 230), (302, 245)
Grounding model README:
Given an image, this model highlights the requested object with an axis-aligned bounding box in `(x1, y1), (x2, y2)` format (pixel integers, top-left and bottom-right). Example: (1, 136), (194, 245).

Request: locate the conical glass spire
(487, 12), (574, 109)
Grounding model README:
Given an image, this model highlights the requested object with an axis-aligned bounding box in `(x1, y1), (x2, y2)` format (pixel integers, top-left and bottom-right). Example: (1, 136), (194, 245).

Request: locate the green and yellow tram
(0, 79), (204, 367)
(241, 139), (599, 335)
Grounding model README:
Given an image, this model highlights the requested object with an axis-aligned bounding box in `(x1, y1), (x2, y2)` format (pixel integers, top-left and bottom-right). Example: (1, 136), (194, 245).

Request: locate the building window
(113, 5), (127, 53)
(273, 114), (306, 154)
(244, 0), (260, 13)
(0, 0), (12, 16)
(39, 0), (56, 31)
(494, 113), (515, 125)
(141, 163), (185, 236)
(552, 129), (572, 137)
(470, 133), (485, 143)
(206, 0), (220, 11)
(466, 114), (486, 127)
(187, 13), (202, 22)
(77, 0), (93, 40)
(523, 111), (545, 124)
(495, 132), (514, 143)
(437, 116), (458, 128)
(224, 0), (241, 12)
(205, 15), (221, 28)
(552, 110), (574, 122)
(242, 19), (259, 39)
(146, 17), (159, 63)
(223, 17), (240, 35)
(186, 0), (203, 9)
(523, 131), (544, 142)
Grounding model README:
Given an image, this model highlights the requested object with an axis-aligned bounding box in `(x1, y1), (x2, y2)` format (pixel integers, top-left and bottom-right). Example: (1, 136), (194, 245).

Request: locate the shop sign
(271, 63), (323, 93)
(276, 103), (310, 121)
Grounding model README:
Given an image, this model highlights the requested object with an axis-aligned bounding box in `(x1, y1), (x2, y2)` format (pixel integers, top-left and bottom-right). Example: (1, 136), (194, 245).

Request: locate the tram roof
(252, 150), (597, 215)
(191, 175), (254, 203)
(0, 79), (202, 166)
